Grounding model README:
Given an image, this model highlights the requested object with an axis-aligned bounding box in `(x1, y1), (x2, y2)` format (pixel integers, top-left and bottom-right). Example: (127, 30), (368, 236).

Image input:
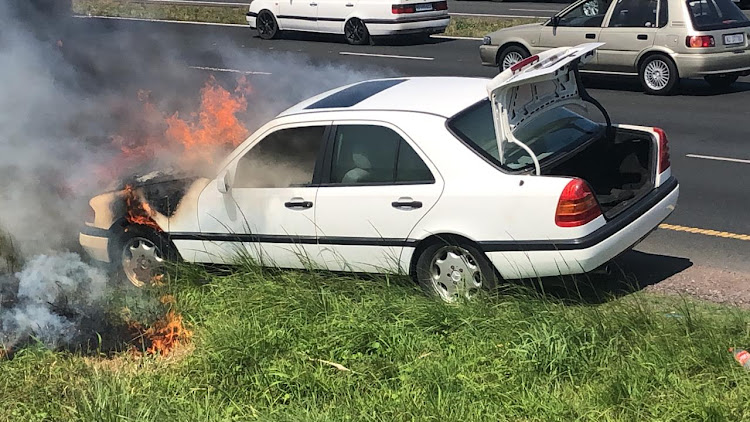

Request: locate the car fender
(636, 47), (678, 70)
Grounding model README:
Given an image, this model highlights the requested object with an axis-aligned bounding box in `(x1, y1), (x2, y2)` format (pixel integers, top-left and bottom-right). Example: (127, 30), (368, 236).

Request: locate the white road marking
(509, 8), (559, 13)
(339, 52), (434, 61)
(686, 154), (750, 165)
(74, 14), (248, 27)
(448, 12), (547, 19)
(188, 65), (272, 75)
(431, 35), (483, 41)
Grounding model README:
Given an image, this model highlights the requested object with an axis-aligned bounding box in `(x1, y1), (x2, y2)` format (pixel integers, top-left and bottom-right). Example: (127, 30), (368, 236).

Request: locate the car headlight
(482, 36), (492, 45)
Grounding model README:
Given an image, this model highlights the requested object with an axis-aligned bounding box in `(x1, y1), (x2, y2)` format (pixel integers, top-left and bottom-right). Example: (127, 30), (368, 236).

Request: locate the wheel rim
(502, 51), (525, 70)
(122, 237), (165, 288)
(345, 19), (366, 44)
(258, 12), (276, 37)
(583, 1), (599, 16)
(644, 59), (670, 91)
(429, 246), (483, 303)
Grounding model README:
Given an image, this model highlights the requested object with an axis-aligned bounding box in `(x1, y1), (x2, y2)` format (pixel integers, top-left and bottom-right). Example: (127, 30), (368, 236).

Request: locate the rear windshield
(447, 100), (603, 172)
(686, 0), (749, 31)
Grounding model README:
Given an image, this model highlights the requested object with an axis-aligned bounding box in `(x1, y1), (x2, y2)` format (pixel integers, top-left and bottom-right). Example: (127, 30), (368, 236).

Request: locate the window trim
(318, 121), (437, 188)
(548, 0), (614, 28)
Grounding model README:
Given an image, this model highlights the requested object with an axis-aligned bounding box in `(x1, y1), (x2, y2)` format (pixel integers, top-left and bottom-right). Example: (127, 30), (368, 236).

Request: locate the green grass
(72, 0), (543, 38)
(2, 261), (750, 421)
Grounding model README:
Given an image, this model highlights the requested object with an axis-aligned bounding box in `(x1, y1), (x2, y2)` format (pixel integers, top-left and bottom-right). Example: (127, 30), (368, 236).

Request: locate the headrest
(352, 152), (372, 170)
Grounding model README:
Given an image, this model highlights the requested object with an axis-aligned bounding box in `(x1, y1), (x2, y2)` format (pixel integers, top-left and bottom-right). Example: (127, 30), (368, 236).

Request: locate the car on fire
(79, 43), (679, 303)
(245, 0), (450, 45)
(480, 0), (750, 94)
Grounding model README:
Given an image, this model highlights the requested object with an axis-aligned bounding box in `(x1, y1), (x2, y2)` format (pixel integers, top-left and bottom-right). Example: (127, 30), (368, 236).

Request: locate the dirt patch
(643, 265), (750, 308)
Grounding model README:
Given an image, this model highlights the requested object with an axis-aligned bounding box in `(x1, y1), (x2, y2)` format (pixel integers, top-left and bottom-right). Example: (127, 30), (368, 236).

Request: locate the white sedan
(245, 0), (451, 44)
(79, 43), (679, 302)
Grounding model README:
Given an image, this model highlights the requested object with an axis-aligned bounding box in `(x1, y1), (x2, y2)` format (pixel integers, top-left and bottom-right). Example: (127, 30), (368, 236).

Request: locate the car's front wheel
(497, 45), (530, 72)
(414, 238), (499, 303)
(704, 74), (739, 90)
(639, 54), (679, 95)
(256, 10), (279, 40)
(111, 226), (176, 288)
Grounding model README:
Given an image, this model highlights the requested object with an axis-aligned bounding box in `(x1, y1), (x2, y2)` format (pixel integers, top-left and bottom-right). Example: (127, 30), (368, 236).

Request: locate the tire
(704, 74), (739, 90)
(414, 238), (499, 303)
(638, 54), (679, 95)
(497, 45), (530, 72)
(110, 225), (178, 288)
(344, 18), (370, 45)
(256, 10), (279, 40)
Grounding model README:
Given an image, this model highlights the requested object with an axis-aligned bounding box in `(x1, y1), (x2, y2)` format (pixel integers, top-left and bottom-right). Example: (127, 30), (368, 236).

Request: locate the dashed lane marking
(686, 153), (750, 165)
(659, 224), (750, 241)
(188, 65), (272, 75)
(339, 52), (434, 61)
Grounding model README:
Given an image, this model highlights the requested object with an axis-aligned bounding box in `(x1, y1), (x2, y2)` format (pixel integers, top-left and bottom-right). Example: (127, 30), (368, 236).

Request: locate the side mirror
(551, 15), (561, 27)
(217, 170), (230, 194)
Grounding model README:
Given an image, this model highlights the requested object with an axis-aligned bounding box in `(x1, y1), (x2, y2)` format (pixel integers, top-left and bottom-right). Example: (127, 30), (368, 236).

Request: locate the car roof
(278, 76), (490, 119)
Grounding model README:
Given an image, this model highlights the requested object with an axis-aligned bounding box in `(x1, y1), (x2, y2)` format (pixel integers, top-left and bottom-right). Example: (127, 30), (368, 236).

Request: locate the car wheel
(257, 10), (279, 40)
(498, 45), (530, 71)
(639, 54), (679, 95)
(111, 226), (176, 288)
(344, 18), (370, 45)
(704, 74), (739, 90)
(415, 239), (499, 303)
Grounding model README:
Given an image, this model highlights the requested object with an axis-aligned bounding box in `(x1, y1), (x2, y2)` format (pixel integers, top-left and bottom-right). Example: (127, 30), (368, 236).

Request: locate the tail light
(434, 1), (448, 10)
(392, 4), (416, 14)
(510, 54), (540, 73)
(686, 35), (715, 48)
(555, 178), (602, 227)
(653, 127), (671, 173)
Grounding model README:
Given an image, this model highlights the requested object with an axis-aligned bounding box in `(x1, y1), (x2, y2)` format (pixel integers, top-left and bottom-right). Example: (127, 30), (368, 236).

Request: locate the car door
(316, 0), (353, 33)
(195, 122), (330, 268)
(597, 0), (663, 72)
(313, 121), (443, 274)
(278, 0), (318, 31)
(539, 0), (613, 66)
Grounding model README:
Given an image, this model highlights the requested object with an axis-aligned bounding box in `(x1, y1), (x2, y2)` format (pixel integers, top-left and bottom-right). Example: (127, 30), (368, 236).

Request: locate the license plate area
(415, 3), (433, 12)
(724, 33), (745, 45)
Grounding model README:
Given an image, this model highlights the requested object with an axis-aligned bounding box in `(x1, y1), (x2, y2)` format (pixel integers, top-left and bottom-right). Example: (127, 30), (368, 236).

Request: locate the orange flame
(130, 309), (192, 357)
(122, 184), (162, 232)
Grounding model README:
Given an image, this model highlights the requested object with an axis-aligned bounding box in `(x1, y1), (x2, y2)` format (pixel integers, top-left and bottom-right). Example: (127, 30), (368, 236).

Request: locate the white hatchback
(245, 0), (451, 44)
(79, 43), (679, 302)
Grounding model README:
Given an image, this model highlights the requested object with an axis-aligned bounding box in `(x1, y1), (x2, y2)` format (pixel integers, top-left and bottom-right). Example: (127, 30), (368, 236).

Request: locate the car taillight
(686, 35), (715, 48)
(653, 127), (671, 173)
(392, 4), (416, 14)
(555, 179), (602, 227)
(434, 1), (448, 10)
(510, 54), (539, 73)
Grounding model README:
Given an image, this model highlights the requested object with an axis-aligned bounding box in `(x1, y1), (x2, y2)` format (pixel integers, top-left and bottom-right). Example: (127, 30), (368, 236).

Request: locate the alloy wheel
(502, 51), (525, 70)
(121, 237), (165, 288)
(429, 246), (483, 303)
(644, 59), (671, 91)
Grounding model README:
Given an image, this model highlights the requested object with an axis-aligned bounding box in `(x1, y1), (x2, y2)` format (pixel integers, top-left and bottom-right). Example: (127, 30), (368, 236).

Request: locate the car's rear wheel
(111, 225), (177, 288)
(257, 10), (279, 40)
(498, 45), (530, 71)
(415, 238), (499, 303)
(344, 18), (370, 45)
(704, 74), (739, 90)
(639, 54), (679, 95)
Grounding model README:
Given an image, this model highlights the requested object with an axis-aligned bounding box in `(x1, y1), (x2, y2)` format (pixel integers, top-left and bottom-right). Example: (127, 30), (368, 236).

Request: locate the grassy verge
(2, 263), (750, 421)
(72, 0), (543, 38)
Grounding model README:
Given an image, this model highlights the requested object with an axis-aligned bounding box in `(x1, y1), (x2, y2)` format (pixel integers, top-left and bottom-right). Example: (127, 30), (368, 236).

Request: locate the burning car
(79, 43), (679, 302)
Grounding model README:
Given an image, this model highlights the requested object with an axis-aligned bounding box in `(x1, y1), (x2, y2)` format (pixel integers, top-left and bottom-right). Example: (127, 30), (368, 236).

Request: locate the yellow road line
(659, 223), (750, 241)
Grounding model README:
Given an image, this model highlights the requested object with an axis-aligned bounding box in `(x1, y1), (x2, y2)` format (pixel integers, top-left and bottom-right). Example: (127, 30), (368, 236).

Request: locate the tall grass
(2, 264), (750, 421)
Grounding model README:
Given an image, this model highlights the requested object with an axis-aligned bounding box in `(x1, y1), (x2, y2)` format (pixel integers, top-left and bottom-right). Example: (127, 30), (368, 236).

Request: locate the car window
(658, 0), (668, 27)
(686, 0), (749, 30)
(608, 0), (658, 27)
(234, 125), (326, 188)
(448, 100), (604, 172)
(329, 125), (434, 185)
(556, 0), (612, 27)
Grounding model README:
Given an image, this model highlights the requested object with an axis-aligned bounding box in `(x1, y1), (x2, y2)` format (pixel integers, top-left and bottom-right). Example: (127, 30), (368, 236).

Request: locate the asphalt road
(65, 17), (750, 275)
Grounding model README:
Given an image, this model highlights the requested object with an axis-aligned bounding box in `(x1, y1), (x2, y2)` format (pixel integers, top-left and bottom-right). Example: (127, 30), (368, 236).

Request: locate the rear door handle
(285, 199), (313, 209)
(309, 2), (317, 5)
(346, 2), (354, 6)
(392, 197), (423, 210)
(585, 33), (596, 39)
(637, 34), (648, 40)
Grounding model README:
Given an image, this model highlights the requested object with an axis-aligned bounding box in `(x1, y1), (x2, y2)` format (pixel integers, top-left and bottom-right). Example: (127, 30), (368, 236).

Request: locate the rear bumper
(674, 50), (750, 77)
(480, 45), (500, 66)
(364, 16), (450, 36)
(79, 226), (110, 264)
(483, 177), (679, 280)
(246, 12), (256, 29)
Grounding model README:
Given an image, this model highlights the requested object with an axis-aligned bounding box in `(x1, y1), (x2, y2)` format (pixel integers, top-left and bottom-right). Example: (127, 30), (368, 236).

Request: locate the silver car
(480, 0), (750, 94)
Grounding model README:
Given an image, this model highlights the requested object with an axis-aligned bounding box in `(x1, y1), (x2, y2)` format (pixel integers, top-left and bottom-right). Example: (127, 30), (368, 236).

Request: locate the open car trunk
(543, 127), (655, 219)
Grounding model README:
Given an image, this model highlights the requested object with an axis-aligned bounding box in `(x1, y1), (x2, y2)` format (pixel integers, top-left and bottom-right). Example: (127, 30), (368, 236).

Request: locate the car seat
(341, 151), (372, 183)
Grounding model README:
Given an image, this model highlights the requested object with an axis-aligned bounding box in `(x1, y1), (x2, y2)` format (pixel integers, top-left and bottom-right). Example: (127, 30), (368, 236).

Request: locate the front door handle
(585, 33), (596, 39)
(309, 2), (317, 5)
(346, 2), (354, 6)
(285, 199), (313, 209)
(392, 197), (423, 210)
(637, 34), (648, 40)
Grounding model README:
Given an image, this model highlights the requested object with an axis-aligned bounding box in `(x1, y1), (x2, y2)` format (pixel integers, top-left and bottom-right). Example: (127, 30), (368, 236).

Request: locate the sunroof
(305, 79), (407, 110)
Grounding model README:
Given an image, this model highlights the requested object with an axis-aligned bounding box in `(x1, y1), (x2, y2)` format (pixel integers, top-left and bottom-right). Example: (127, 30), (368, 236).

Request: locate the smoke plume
(0, 1), (391, 352)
